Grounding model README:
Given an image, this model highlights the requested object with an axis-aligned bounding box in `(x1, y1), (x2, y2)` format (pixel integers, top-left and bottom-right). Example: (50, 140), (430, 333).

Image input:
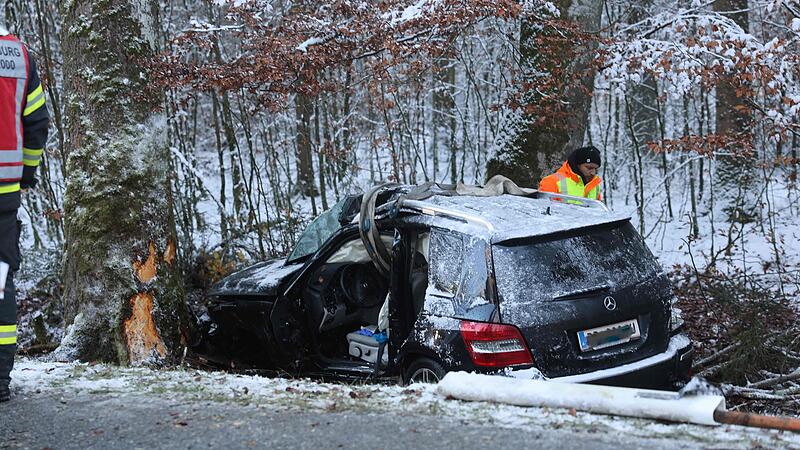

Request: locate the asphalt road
(0, 391), (728, 450)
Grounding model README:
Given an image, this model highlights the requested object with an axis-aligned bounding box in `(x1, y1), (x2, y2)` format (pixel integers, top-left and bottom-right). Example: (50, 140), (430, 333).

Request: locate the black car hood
(210, 258), (304, 297)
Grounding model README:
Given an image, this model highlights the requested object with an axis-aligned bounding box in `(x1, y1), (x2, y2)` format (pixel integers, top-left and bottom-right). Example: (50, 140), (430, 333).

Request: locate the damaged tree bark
(57, 0), (188, 365)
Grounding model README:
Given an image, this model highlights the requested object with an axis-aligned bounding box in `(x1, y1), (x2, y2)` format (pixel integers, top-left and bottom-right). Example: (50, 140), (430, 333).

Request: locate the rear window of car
(492, 222), (661, 304)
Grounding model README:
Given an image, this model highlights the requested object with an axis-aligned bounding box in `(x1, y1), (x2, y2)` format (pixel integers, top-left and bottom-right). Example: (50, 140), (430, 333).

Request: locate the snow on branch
(599, 5), (800, 142)
(152, 0), (561, 105)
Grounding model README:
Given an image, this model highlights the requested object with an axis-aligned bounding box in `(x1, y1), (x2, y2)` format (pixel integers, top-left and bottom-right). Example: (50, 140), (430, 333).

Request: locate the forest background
(5, 0), (800, 414)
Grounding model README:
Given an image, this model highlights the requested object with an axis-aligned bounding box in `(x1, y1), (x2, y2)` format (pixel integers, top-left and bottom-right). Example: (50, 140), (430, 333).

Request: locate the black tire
(404, 357), (446, 385)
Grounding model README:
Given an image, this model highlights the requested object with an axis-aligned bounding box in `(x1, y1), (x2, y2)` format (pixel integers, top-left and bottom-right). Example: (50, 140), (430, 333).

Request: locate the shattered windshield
(492, 222), (660, 304)
(286, 199), (346, 264)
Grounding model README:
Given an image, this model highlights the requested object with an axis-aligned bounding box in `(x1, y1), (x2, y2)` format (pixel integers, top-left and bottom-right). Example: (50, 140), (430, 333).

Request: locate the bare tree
(295, 94), (318, 198)
(714, 0), (755, 223)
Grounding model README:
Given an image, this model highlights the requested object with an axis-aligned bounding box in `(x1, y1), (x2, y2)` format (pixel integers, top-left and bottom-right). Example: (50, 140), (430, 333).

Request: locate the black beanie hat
(568, 146), (601, 168)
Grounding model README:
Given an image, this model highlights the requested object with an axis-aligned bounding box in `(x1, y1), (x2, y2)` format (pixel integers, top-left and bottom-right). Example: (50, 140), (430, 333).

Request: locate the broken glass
(287, 199), (347, 263)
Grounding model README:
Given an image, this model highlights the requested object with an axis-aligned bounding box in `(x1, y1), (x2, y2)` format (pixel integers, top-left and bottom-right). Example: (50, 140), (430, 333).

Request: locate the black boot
(0, 381), (9, 402)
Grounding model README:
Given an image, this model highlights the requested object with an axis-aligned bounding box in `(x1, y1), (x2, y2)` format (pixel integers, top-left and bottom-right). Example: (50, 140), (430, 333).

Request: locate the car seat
(346, 326), (388, 364)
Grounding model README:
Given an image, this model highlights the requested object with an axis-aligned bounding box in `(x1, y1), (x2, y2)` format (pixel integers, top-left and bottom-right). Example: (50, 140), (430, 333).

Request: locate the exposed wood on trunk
(134, 242), (158, 284)
(124, 293), (167, 363)
(163, 239), (177, 266)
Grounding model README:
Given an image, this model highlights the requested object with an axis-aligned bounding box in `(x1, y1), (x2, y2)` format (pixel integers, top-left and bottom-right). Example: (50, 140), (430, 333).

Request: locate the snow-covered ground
(9, 358), (799, 448)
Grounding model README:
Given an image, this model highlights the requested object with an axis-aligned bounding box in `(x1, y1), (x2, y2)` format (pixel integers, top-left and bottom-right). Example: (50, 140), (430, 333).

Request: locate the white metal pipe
(436, 372), (726, 426)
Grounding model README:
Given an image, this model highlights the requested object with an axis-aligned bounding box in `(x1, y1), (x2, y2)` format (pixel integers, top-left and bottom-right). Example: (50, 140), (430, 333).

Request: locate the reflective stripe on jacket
(538, 161), (602, 202)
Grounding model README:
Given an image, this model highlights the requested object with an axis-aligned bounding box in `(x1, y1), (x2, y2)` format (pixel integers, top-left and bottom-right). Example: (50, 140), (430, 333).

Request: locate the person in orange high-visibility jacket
(538, 146), (602, 202)
(0, 25), (49, 403)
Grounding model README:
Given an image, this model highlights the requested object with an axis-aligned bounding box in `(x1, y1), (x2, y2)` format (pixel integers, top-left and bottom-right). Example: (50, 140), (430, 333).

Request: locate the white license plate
(577, 319), (641, 352)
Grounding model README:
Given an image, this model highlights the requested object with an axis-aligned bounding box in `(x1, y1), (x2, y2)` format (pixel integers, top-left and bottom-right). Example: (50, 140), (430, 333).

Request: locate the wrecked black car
(194, 178), (693, 387)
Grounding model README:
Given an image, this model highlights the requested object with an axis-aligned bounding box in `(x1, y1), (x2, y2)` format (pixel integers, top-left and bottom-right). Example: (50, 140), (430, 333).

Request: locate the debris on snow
(679, 376), (724, 398)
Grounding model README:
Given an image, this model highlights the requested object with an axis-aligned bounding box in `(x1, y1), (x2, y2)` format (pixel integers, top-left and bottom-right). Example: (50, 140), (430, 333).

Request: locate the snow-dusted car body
(195, 181), (693, 387)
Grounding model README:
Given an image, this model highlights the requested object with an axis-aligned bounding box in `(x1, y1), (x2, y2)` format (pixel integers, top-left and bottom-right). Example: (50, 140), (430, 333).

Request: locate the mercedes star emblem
(603, 296), (617, 311)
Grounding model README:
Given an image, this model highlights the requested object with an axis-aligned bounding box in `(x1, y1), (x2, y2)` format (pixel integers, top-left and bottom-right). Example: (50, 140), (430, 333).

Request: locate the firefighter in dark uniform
(0, 26), (49, 403)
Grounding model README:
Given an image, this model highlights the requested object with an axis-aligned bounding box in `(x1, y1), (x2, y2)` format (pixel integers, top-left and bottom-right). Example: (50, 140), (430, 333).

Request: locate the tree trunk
(208, 2), (244, 220)
(487, 0), (602, 186)
(624, 97), (646, 234)
(431, 56), (458, 184)
(714, 0), (754, 222)
(315, 100), (328, 210)
(295, 94), (318, 197)
(58, 0), (188, 365)
(211, 91), (229, 243)
(654, 81), (674, 219)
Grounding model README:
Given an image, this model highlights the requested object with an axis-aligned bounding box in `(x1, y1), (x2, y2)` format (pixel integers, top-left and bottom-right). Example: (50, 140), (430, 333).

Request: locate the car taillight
(460, 321), (534, 367)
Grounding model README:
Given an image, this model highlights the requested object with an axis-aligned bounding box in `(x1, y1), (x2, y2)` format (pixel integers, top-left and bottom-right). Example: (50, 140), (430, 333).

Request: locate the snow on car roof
(403, 194), (631, 243)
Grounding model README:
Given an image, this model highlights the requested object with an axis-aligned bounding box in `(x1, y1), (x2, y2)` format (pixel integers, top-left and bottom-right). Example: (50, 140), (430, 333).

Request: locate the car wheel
(405, 357), (446, 384)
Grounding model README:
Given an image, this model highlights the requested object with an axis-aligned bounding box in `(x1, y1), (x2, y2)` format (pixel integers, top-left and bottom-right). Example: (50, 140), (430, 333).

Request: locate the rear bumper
(508, 334), (693, 389)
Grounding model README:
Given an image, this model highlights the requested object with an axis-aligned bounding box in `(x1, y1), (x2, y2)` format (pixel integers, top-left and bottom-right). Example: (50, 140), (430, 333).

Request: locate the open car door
(268, 293), (311, 373)
(266, 194), (366, 373)
(387, 229), (417, 371)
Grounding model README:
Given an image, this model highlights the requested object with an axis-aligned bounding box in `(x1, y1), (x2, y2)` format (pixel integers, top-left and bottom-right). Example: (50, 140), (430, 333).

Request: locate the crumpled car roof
(401, 194), (630, 243)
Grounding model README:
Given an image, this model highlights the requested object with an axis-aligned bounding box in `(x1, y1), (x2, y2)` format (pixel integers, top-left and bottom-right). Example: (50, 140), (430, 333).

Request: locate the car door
(387, 228), (423, 372)
(268, 289), (311, 373)
(270, 222), (389, 369)
(266, 227), (355, 373)
(264, 197), (363, 372)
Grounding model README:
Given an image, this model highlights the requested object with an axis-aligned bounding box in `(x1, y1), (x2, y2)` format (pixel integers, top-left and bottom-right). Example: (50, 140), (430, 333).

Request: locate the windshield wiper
(551, 284), (611, 301)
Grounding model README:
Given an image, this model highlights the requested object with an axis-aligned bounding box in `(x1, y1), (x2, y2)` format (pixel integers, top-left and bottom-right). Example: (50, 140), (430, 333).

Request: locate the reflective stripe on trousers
(0, 324), (15, 345)
(0, 205), (19, 383)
